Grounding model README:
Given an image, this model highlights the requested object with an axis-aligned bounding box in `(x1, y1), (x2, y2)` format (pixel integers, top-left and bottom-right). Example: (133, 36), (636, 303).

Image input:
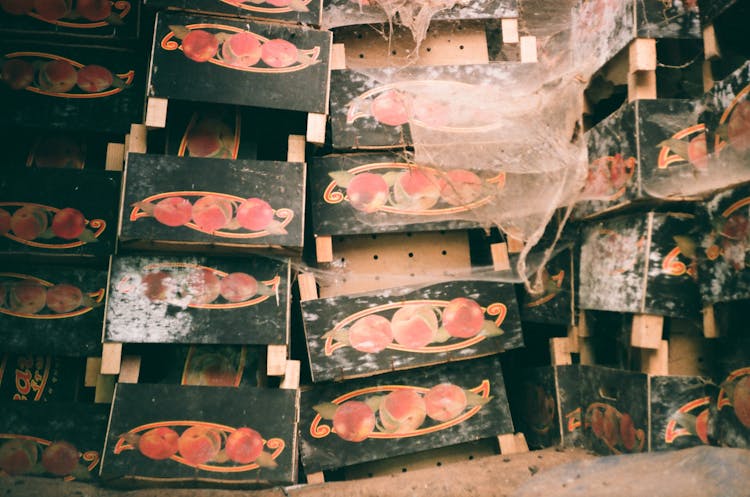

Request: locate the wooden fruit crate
(650, 375), (712, 451)
(143, 0), (323, 26)
(0, 354), (85, 402)
(702, 59), (750, 166)
(506, 366), (560, 450)
(699, 0), (750, 88)
(99, 383), (299, 487)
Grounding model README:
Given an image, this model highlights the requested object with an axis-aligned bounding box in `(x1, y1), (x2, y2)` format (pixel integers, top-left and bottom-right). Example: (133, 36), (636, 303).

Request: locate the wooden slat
(84, 357), (102, 387)
(490, 242), (511, 271)
(306, 113), (327, 145)
(519, 36), (538, 63)
(640, 339), (668, 375)
(702, 59), (715, 93)
(702, 305), (720, 338)
(331, 43), (347, 70)
(105, 143), (125, 171)
(627, 70), (657, 102)
(549, 337), (572, 366)
(94, 374), (116, 403)
(298, 272), (319, 302)
(127, 124), (147, 155)
(566, 325), (580, 354)
(501, 18), (519, 44)
(287, 134), (306, 162)
(629, 38), (657, 72)
(145, 97), (168, 128)
(315, 235), (334, 263)
(507, 236), (524, 254)
(702, 24), (721, 60)
(306, 471), (325, 484)
(101, 343), (122, 375)
(267, 344), (288, 377)
(119, 356), (141, 384)
(630, 314), (664, 349)
(576, 311), (590, 337)
(498, 433), (529, 454)
(280, 360), (300, 389)
(579, 337), (595, 365)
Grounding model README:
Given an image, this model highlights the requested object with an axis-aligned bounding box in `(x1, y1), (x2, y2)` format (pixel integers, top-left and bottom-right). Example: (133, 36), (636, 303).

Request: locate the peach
(370, 90), (411, 126)
(442, 297), (484, 338)
(379, 389), (426, 433)
(39, 59), (77, 93)
(695, 409), (709, 444)
(601, 408), (618, 447)
(393, 169), (441, 210)
(33, 0), (70, 20)
(1, 59), (34, 90)
(51, 207), (85, 240)
(153, 197), (192, 227)
(619, 413), (636, 451)
(346, 172), (388, 213)
(589, 407), (603, 438)
(413, 96), (449, 127)
(76, 65), (113, 93)
(522, 384), (555, 430)
(45, 283), (83, 313)
(33, 135), (84, 168)
(728, 99), (750, 152)
(225, 427), (263, 464)
(391, 304), (438, 348)
(236, 198), (274, 231)
(222, 32), (262, 68)
(424, 383), (467, 422)
(137, 427), (179, 460)
(10, 205), (48, 240)
(219, 272), (258, 302)
(733, 376), (750, 428)
(75, 0), (110, 21)
(438, 169), (482, 206)
(332, 400), (376, 442)
(41, 440), (78, 476)
(0, 208), (10, 235)
(260, 39), (297, 68)
(191, 195), (233, 233)
(177, 426), (222, 466)
(184, 268), (221, 305)
(141, 271), (171, 301)
(687, 133), (708, 169)
(348, 314), (393, 354)
(9, 281), (47, 314)
(186, 118), (232, 158)
(181, 30), (219, 63)
(0, 439), (38, 476)
(188, 353), (237, 386)
(0, 0), (34, 15)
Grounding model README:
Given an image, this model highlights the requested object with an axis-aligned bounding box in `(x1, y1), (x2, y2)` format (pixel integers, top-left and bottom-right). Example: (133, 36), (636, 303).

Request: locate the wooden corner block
(579, 337), (595, 365)
(128, 123), (148, 155)
(119, 355), (141, 384)
(280, 360), (301, 390)
(315, 235), (334, 263)
(267, 345), (288, 377)
(629, 38), (657, 72)
(287, 134), (306, 163)
(490, 242), (511, 271)
(640, 339), (669, 375)
(576, 310), (590, 337)
(567, 325), (580, 354)
(145, 97), (168, 129)
(507, 236), (524, 254)
(702, 24), (720, 60)
(331, 43), (347, 70)
(627, 70), (657, 102)
(702, 305), (721, 338)
(498, 432), (528, 454)
(298, 272), (319, 302)
(306, 471), (325, 484)
(501, 18), (519, 44)
(105, 143), (125, 171)
(630, 314), (664, 349)
(702, 59), (715, 93)
(94, 374), (116, 403)
(85, 357), (102, 387)
(550, 337), (572, 366)
(101, 342), (123, 375)
(519, 36), (538, 63)
(306, 113), (327, 145)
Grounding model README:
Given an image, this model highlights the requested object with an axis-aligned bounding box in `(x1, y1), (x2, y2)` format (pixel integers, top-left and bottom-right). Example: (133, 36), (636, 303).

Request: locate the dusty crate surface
(302, 279), (522, 382)
(120, 153), (305, 251)
(148, 11), (332, 114)
(144, 0), (323, 26)
(100, 383), (299, 486)
(104, 253), (291, 345)
(298, 354), (513, 474)
(650, 375), (712, 451)
(517, 244), (575, 326)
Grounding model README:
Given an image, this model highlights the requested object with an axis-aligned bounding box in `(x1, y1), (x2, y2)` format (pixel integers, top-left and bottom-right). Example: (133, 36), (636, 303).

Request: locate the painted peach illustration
(10, 205), (48, 240)
(0, 439), (37, 476)
(347, 314), (393, 353)
(332, 400), (376, 442)
(177, 426), (222, 466)
(391, 304), (438, 348)
(619, 413), (637, 451)
(732, 376), (750, 428)
(260, 39), (297, 68)
(181, 29), (220, 63)
(379, 389), (427, 433)
(424, 383), (467, 422)
(0, 0), (34, 15)
(191, 195), (233, 233)
(687, 134), (708, 169)
(521, 384), (556, 433)
(236, 198), (274, 231)
(142, 271), (172, 302)
(184, 268), (221, 305)
(33, 0), (70, 21)
(137, 427), (180, 460)
(8, 281), (47, 314)
(438, 169), (483, 206)
(695, 409), (710, 444)
(393, 169), (441, 210)
(41, 440), (79, 476)
(225, 427), (263, 464)
(51, 207), (86, 240)
(185, 352), (238, 386)
(1, 59), (34, 90)
(370, 90), (411, 126)
(442, 297), (484, 338)
(33, 135), (84, 168)
(222, 32), (262, 68)
(39, 59), (77, 93)
(728, 99), (750, 152)
(45, 283), (83, 313)
(0, 208), (10, 235)
(601, 408), (618, 447)
(76, 65), (113, 93)
(75, 0), (111, 21)
(589, 407), (604, 437)
(153, 197), (193, 227)
(346, 172), (389, 213)
(219, 272), (258, 302)
(185, 118), (234, 158)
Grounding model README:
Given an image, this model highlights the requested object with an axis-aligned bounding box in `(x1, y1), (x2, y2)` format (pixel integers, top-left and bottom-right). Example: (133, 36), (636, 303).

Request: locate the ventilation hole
(436, 461), (442, 467)
(368, 472), (374, 478)
(359, 53), (364, 58)
(459, 45), (464, 50)
(408, 252), (414, 258)
(426, 47), (432, 52)
(410, 273), (415, 277)
(340, 257), (346, 263)
(439, 230), (446, 235)
(371, 234), (378, 239)
(441, 250), (447, 255)
(375, 276), (380, 280)
(406, 232), (413, 237)
(373, 255), (379, 260)
(391, 50), (397, 55)
(401, 468), (407, 473)
(468, 455), (474, 460)
(357, 33), (363, 39)
(457, 25), (463, 30)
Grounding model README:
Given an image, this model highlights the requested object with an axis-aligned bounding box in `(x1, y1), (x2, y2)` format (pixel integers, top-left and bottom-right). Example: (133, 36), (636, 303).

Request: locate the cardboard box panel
(302, 279), (523, 382)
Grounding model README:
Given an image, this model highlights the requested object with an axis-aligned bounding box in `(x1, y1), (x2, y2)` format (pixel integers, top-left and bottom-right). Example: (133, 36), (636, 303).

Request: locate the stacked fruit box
(0, 0), (146, 483)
